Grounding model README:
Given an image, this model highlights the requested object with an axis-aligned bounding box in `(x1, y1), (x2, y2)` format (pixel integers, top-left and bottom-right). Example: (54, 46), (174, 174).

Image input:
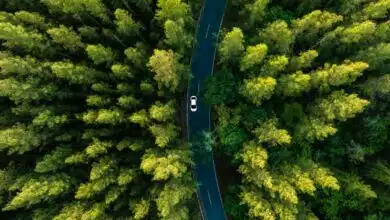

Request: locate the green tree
(259, 20), (295, 53)
(253, 119), (291, 146)
(204, 68), (237, 104)
(47, 25), (84, 51)
(149, 100), (176, 122)
(292, 10), (343, 40)
(0, 22), (46, 54)
(294, 117), (337, 142)
(288, 50), (318, 71)
(86, 44), (116, 65)
(278, 71), (311, 97)
(240, 76), (276, 106)
(311, 61), (369, 91)
(140, 149), (190, 180)
(260, 55), (288, 77)
(114, 9), (141, 36)
(50, 61), (104, 84)
(129, 109), (150, 127)
(124, 43), (147, 69)
(147, 49), (184, 92)
(369, 161), (390, 186)
(155, 0), (190, 23)
(312, 90), (369, 122)
(354, 43), (390, 71)
(3, 174), (73, 211)
(219, 27), (245, 63)
(35, 146), (72, 173)
(164, 19), (192, 51)
(148, 123), (179, 148)
(360, 0), (390, 20)
(246, 0), (270, 27)
(41, 0), (109, 22)
(240, 43), (268, 71)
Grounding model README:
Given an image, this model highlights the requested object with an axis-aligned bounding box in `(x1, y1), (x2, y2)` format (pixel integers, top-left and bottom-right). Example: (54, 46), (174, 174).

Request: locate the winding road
(187, 0), (227, 219)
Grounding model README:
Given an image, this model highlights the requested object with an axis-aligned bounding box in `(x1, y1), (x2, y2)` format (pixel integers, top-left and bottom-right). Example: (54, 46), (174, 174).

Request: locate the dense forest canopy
(0, 0), (202, 219)
(206, 0), (390, 219)
(1, 0), (390, 219)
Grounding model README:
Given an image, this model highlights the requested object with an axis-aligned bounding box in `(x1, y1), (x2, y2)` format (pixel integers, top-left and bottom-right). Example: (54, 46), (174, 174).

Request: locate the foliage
(0, 0), (196, 219)
(211, 1), (390, 219)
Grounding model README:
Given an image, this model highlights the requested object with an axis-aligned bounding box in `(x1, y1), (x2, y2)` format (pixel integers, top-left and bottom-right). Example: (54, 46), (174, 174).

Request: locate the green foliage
(312, 90), (369, 122)
(218, 125), (248, 156)
(114, 9), (140, 36)
(360, 0), (390, 20)
(140, 149), (190, 181)
(219, 27), (245, 63)
(361, 74), (390, 97)
(240, 76), (276, 106)
(50, 61), (104, 84)
(259, 20), (295, 53)
(240, 141), (269, 170)
(132, 199), (150, 219)
(204, 68), (237, 104)
(32, 109), (67, 129)
(111, 64), (133, 79)
(148, 123), (179, 148)
(149, 101), (176, 122)
(260, 55), (288, 77)
(1, 1), (390, 219)
(155, 177), (194, 219)
(292, 10), (343, 38)
(124, 43), (147, 68)
(148, 49), (184, 92)
(117, 168), (136, 186)
(86, 95), (111, 107)
(217, 2), (390, 219)
(339, 21), (376, 44)
(289, 50), (318, 71)
(35, 146), (72, 173)
(3, 174), (73, 211)
(155, 0), (190, 23)
(0, 1), (196, 219)
(129, 109), (150, 127)
(41, 0), (109, 21)
(278, 71), (311, 97)
(47, 25), (84, 51)
(354, 43), (390, 71)
(0, 22), (45, 53)
(164, 19), (192, 51)
(85, 138), (113, 158)
(246, 0), (270, 27)
(311, 60), (369, 91)
(369, 161), (390, 186)
(0, 124), (43, 154)
(253, 119), (291, 146)
(14, 11), (47, 29)
(240, 43), (268, 71)
(86, 44), (116, 65)
(294, 117), (337, 142)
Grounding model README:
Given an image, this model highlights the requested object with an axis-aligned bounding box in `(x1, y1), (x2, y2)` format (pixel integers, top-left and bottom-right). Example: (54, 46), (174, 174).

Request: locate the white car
(190, 96), (197, 112)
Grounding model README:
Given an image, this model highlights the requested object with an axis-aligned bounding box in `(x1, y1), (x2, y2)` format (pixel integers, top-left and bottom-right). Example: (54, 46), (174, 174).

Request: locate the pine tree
(259, 20), (295, 53)
(148, 49), (184, 92)
(219, 27), (245, 63)
(240, 76), (277, 106)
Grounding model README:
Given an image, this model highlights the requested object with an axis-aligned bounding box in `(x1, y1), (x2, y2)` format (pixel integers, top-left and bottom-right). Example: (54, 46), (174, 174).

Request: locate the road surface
(187, 0), (227, 219)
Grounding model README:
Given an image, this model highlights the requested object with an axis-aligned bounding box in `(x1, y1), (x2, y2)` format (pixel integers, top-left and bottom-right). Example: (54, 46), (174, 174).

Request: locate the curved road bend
(187, 0), (227, 219)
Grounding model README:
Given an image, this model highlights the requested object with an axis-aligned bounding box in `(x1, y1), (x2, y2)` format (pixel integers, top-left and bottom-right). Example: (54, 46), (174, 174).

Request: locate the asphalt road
(187, 0), (227, 219)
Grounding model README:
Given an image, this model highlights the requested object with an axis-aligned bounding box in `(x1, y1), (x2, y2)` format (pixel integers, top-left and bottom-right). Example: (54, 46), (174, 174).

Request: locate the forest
(207, 0), (390, 219)
(0, 0), (390, 219)
(0, 0), (201, 219)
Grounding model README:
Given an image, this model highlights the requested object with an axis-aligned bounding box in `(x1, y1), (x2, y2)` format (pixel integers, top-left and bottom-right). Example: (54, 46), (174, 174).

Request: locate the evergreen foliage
(0, 0), (197, 219)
